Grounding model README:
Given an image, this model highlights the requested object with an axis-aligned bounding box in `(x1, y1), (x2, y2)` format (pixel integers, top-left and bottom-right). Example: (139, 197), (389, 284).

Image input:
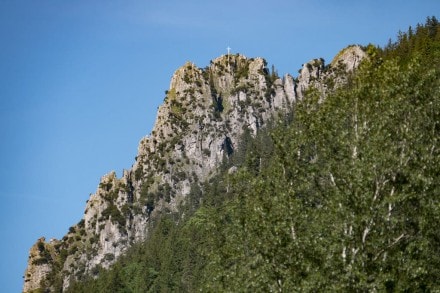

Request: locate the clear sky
(0, 1), (438, 291)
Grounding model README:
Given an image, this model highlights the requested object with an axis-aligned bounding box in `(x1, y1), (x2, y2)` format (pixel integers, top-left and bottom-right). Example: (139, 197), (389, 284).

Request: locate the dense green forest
(67, 17), (439, 292)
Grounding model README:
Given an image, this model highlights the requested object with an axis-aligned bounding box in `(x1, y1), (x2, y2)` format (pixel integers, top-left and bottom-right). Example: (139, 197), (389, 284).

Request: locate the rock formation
(23, 46), (366, 292)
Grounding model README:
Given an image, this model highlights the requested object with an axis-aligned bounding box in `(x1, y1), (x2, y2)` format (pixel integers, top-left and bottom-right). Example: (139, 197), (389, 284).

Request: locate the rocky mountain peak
(23, 47), (367, 292)
(330, 45), (367, 70)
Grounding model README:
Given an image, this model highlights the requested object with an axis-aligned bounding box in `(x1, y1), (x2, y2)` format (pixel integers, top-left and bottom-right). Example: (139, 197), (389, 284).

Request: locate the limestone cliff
(23, 237), (60, 292)
(23, 46), (366, 292)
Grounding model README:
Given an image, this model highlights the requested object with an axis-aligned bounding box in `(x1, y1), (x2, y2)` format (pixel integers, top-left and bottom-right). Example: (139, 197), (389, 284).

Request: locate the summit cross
(226, 46), (231, 71)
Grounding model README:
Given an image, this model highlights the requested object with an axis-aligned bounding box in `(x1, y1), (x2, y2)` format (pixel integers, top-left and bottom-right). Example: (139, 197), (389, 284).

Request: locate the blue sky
(0, 1), (438, 291)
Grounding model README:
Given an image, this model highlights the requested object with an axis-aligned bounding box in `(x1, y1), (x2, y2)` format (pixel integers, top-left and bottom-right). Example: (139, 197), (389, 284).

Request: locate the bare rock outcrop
(23, 237), (59, 292)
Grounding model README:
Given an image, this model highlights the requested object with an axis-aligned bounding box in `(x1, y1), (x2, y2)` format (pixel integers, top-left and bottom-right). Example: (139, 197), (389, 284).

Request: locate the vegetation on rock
(61, 17), (440, 292)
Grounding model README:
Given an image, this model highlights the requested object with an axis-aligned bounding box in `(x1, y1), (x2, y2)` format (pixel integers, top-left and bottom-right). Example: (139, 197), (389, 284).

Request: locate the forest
(66, 17), (439, 292)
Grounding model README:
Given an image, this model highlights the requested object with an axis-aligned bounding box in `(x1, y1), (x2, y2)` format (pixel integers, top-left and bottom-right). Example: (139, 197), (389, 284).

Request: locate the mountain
(23, 45), (365, 292)
(23, 17), (440, 292)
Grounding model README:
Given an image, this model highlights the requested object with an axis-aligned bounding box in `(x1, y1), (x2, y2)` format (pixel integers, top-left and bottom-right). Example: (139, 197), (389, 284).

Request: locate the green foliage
(170, 101), (184, 118)
(99, 181), (113, 191)
(31, 257), (49, 266)
(235, 60), (250, 80)
(62, 18), (440, 292)
(100, 203), (126, 228)
(165, 87), (176, 102)
(382, 16), (439, 64)
(37, 241), (45, 252)
(133, 165), (143, 181)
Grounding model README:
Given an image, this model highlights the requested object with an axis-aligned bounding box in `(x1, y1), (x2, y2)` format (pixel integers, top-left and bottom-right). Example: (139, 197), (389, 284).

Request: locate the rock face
(23, 237), (60, 292)
(23, 46), (366, 292)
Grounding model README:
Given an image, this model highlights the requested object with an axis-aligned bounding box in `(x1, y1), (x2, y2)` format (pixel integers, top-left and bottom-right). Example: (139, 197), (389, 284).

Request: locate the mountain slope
(23, 17), (440, 293)
(62, 18), (439, 292)
(23, 46), (365, 292)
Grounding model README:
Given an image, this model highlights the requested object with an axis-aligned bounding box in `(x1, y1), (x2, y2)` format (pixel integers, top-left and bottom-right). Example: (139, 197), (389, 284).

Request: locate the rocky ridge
(23, 45), (366, 292)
